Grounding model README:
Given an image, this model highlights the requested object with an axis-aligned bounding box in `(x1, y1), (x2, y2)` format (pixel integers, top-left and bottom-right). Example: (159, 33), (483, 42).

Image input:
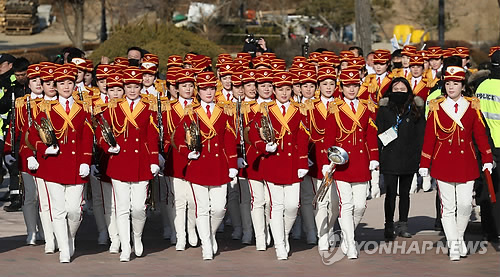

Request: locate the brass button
(348, 140), (351, 143)
(288, 132), (291, 135)
(448, 151), (451, 154)
(460, 139), (464, 143)
(135, 138), (139, 142)
(360, 150), (363, 153)
(256, 151), (259, 154)
(135, 150), (138, 153)
(277, 153), (280, 156)
(60, 140), (63, 144)
(320, 139), (324, 143)
(448, 139), (452, 143)
(136, 127), (139, 130)
(124, 139), (127, 142)
(359, 139), (362, 142)
(71, 140), (75, 144)
(358, 129), (362, 132)
(348, 151), (351, 154)
(215, 154), (219, 157)
(214, 143), (218, 147)
(288, 143), (291, 146)
(202, 155), (205, 158)
(72, 129), (75, 133)
(460, 150), (464, 154)
(71, 151), (75, 155)
(288, 153), (291, 156)
(123, 150), (127, 153)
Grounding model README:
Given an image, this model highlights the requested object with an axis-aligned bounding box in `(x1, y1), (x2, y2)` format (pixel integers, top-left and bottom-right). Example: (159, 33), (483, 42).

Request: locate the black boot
(3, 194), (22, 212)
(396, 221), (412, 238)
(384, 222), (396, 241)
(434, 218), (443, 231)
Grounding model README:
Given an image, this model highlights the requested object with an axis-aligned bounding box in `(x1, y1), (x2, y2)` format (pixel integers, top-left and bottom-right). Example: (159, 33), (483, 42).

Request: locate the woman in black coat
(376, 77), (426, 241)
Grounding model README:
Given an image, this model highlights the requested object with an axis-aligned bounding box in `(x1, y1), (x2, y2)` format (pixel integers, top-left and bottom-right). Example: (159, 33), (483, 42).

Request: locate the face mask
(389, 92), (407, 105)
(392, 62), (403, 69)
(128, 59), (140, 67)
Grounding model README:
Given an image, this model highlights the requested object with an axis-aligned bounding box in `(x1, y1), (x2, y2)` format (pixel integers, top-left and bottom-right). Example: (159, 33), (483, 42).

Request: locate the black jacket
(376, 96), (426, 175)
(0, 70), (28, 135)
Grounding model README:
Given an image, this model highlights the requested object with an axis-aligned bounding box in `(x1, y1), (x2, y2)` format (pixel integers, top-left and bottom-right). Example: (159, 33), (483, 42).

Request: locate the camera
(243, 34), (262, 58)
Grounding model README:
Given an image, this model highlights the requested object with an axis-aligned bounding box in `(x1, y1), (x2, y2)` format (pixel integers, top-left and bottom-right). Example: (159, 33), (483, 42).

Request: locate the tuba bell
(312, 146), (349, 207)
(184, 114), (201, 152)
(33, 117), (58, 148)
(93, 114), (117, 147)
(256, 104), (275, 144)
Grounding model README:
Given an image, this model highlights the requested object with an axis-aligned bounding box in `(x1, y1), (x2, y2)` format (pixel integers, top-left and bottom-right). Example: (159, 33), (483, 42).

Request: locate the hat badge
(282, 74), (286, 79)
(205, 74), (209, 79)
(185, 71), (189, 76)
(264, 72), (268, 76)
(35, 66), (39, 70)
(449, 68), (455, 73)
(115, 76), (119, 80)
(299, 63), (303, 67)
(349, 72), (353, 77)
(64, 69), (68, 74)
(327, 69), (331, 73)
(49, 69), (53, 73)
(226, 64), (230, 69)
(307, 72), (311, 77)
(104, 67), (108, 72)
(132, 70), (136, 76)
(250, 72), (254, 76)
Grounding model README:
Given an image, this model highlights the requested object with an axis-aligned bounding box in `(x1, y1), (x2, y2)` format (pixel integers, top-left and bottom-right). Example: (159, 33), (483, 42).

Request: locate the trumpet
(93, 113), (117, 148)
(313, 146), (349, 208)
(184, 113), (201, 152)
(255, 104), (275, 144)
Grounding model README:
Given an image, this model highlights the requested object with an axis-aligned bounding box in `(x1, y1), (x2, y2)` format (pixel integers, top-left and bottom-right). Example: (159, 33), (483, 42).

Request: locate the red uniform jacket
(305, 99), (332, 179)
(322, 98), (379, 183)
(162, 99), (191, 179)
(406, 74), (431, 102)
(359, 71), (402, 103)
(97, 97), (159, 182)
(238, 101), (267, 180)
(249, 101), (309, 185)
(28, 99), (93, 184)
(4, 96), (43, 173)
(173, 102), (238, 186)
(420, 97), (493, 183)
(92, 97), (112, 183)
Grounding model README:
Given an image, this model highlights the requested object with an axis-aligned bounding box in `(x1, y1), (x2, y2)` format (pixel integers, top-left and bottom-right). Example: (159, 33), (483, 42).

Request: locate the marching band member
(96, 67), (160, 262)
(308, 67), (338, 250)
(401, 45), (417, 78)
(162, 68), (199, 251)
(359, 49), (394, 103)
(321, 67), (379, 259)
(4, 64), (44, 246)
(419, 66), (493, 261)
(140, 54), (165, 97)
(173, 71), (238, 260)
(249, 71), (309, 260)
(28, 64), (94, 263)
(215, 63), (234, 103)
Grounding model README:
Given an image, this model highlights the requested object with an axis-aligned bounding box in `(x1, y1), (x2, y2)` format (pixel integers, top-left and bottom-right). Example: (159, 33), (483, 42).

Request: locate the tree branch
(56, 0), (76, 45)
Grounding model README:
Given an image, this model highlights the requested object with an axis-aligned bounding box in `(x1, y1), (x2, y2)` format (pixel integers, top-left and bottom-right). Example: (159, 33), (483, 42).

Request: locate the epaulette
(391, 68), (405, 78)
(141, 96), (158, 111)
(241, 100), (255, 115)
(464, 96), (480, 110)
(160, 97), (173, 112)
(75, 98), (92, 113)
(39, 99), (58, 112)
(15, 95), (27, 108)
(293, 102), (307, 116)
(364, 74), (378, 93)
(259, 101), (274, 115)
(184, 103), (200, 116)
(94, 103), (108, 115)
(108, 98), (122, 109)
(360, 99), (377, 113)
(429, 96), (446, 112)
(217, 101), (236, 116)
(327, 98), (344, 114)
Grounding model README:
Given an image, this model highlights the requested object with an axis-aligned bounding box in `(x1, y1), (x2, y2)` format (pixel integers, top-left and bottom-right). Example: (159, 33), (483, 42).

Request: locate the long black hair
(385, 77), (421, 120)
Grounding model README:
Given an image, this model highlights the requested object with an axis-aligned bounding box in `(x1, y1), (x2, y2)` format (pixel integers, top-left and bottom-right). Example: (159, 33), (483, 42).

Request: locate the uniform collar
(44, 95), (57, 101)
(200, 100), (215, 113)
(31, 92), (42, 99)
(320, 95), (334, 108)
(178, 96), (192, 108)
(59, 95), (74, 108)
(257, 97), (272, 104)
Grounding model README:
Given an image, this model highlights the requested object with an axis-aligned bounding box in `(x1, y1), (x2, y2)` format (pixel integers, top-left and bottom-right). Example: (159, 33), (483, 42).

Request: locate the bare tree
(56, 0), (85, 50)
(355, 0), (371, 53)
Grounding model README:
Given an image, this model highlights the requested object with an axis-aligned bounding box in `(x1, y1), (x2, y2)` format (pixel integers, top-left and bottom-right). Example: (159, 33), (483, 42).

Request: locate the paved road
(0, 180), (498, 277)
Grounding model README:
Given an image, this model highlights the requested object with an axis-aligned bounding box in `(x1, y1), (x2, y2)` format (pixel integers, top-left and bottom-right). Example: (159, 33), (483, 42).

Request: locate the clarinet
(237, 96), (247, 163)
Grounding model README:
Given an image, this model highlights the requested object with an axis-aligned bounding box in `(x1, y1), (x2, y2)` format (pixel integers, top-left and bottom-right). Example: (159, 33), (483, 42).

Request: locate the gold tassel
(429, 97), (445, 112)
(465, 96), (480, 110)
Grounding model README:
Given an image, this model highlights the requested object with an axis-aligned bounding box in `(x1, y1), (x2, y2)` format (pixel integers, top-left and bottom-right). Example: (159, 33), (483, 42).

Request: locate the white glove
(188, 151), (200, 160)
(79, 164), (90, 178)
(108, 144), (121, 154)
(91, 165), (100, 176)
(265, 142), (277, 153)
(308, 158), (314, 167)
(418, 168), (429, 177)
(229, 168), (238, 178)
(322, 164), (331, 177)
(27, 156), (39, 171)
(4, 154), (16, 166)
(298, 169), (309, 179)
(150, 164), (160, 176)
(45, 145), (59, 155)
(483, 163), (493, 174)
(237, 158), (248, 169)
(369, 160), (379, 171)
(158, 154), (165, 170)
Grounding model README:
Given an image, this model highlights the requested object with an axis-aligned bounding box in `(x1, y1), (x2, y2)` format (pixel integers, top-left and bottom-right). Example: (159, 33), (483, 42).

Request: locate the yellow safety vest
(476, 78), (500, 148)
(425, 88), (442, 119)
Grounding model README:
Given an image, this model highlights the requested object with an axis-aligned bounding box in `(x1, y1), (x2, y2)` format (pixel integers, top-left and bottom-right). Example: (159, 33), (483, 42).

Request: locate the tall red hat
(122, 67), (143, 84)
(196, 71), (217, 88)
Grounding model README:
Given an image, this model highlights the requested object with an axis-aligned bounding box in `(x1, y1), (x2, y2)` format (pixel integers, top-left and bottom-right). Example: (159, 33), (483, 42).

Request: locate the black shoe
(434, 219), (443, 231)
(384, 222), (396, 241)
(396, 221), (412, 238)
(3, 195), (22, 212)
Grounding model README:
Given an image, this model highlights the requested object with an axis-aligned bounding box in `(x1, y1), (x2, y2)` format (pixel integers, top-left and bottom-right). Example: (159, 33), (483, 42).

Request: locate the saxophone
(256, 103), (275, 144)
(184, 113), (201, 152)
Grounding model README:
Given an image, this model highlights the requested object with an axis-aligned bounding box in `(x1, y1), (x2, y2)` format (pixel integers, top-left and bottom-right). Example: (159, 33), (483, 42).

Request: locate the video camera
(243, 34), (263, 58)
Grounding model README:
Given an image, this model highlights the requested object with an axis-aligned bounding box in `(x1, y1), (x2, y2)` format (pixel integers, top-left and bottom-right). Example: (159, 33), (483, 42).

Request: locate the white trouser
(247, 179), (271, 246)
(191, 183), (227, 254)
(236, 177), (253, 237)
(21, 172), (39, 237)
(35, 177), (56, 250)
(300, 175), (317, 237)
(89, 176), (118, 245)
(171, 177), (197, 245)
(335, 181), (367, 245)
(437, 180), (474, 245)
(89, 174), (107, 235)
(227, 177), (242, 231)
(311, 177), (332, 249)
(157, 175), (176, 239)
(266, 181), (300, 248)
(112, 179), (148, 253)
(45, 182), (84, 256)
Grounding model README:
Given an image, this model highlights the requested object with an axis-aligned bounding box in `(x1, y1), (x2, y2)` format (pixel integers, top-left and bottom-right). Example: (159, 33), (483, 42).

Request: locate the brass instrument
(184, 113), (201, 152)
(93, 113), (117, 147)
(158, 85), (165, 154)
(255, 104), (275, 144)
(237, 96), (247, 163)
(33, 116), (58, 148)
(313, 146), (349, 208)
